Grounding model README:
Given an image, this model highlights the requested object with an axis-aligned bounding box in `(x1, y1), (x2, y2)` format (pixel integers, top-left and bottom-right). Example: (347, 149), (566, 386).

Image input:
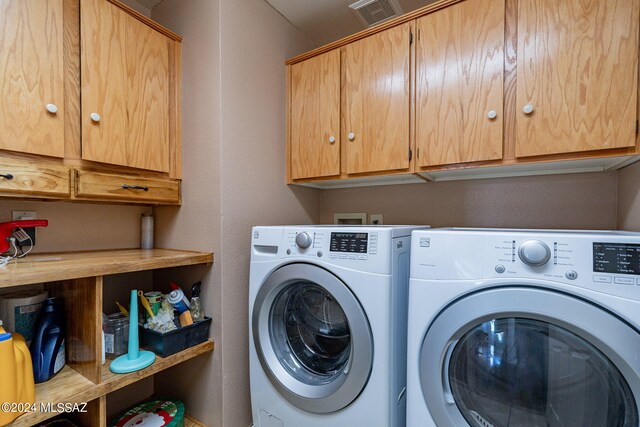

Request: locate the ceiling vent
(349, 0), (404, 28)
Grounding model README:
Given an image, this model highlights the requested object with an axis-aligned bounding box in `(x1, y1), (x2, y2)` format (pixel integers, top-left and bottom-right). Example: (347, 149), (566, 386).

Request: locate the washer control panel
(284, 229), (381, 263)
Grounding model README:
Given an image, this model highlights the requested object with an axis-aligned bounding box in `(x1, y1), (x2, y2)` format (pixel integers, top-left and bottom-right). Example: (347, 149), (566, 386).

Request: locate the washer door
(252, 263), (373, 413)
(420, 286), (640, 427)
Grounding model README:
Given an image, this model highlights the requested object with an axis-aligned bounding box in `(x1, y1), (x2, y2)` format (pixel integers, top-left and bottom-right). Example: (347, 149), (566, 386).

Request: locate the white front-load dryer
(250, 225), (427, 426)
(407, 228), (640, 427)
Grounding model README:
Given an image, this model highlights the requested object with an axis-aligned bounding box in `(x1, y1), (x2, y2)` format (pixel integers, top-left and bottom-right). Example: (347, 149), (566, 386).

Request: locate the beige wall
(151, 0), (317, 426)
(320, 172), (620, 230)
(618, 161), (640, 231)
(218, 1), (317, 425)
(0, 200), (148, 253)
(150, 0), (223, 425)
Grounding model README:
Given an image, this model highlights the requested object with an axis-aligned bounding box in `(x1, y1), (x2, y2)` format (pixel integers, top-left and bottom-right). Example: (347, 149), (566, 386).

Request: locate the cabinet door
(124, 12), (170, 173)
(0, 0), (65, 158)
(343, 23), (411, 175)
(290, 50), (341, 180)
(81, 0), (170, 173)
(516, 0), (639, 157)
(81, 0), (128, 167)
(415, 0), (504, 167)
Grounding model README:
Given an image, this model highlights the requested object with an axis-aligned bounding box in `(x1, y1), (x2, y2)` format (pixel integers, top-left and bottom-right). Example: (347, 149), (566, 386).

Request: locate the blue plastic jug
(29, 297), (65, 383)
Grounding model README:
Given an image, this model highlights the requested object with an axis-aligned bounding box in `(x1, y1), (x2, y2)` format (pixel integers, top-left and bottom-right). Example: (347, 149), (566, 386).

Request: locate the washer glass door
(419, 287), (640, 427)
(272, 282), (351, 384)
(253, 263), (373, 414)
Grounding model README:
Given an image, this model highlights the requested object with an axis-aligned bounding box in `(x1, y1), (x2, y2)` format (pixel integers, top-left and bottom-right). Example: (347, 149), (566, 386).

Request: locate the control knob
(295, 232), (312, 249)
(518, 240), (551, 267)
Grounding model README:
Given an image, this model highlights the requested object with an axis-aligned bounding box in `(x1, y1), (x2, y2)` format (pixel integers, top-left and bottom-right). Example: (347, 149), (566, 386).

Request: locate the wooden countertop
(0, 248), (214, 288)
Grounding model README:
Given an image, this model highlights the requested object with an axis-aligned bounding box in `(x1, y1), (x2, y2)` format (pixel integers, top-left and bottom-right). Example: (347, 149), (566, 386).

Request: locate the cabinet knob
(348, 132), (355, 141)
(328, 136), (336, 144)
(487, 110), (497, 120)
(90, 112), (101, 123)
(523, 104), (535, 115)
(0, 173), (14, 180)
(46, 104), (58, 114)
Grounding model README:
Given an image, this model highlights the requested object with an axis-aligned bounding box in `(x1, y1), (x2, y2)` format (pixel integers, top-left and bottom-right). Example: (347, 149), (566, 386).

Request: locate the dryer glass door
(449, 318), (636, 427)
(419, 287), (640, 427)
(252, 263), (373, 414)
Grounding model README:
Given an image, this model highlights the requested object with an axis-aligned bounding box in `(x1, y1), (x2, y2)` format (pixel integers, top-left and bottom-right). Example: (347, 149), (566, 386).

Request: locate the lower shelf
(10, 340), (214, 427)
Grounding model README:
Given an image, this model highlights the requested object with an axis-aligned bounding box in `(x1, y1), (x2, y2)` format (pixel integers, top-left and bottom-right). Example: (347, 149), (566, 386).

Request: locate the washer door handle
(442, 339), (459, 405)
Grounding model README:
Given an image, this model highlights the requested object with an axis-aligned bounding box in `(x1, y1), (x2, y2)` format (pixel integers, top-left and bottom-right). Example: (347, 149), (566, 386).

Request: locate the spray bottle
(190, 282), (204, 322)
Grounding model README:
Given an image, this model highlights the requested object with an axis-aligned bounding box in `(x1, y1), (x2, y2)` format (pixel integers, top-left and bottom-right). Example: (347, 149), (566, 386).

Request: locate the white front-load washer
(250, 225), (427, 426)
(407, 228), (640, 427)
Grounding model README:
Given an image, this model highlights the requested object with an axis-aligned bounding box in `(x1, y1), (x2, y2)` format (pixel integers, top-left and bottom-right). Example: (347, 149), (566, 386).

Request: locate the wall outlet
(370, 214), (383, 225)
(12, 211), (36, 221)
(11, 210), (37, 247)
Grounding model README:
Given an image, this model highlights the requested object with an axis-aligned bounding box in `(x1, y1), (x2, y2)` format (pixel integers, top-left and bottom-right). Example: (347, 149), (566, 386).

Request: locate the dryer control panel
(411, 228), (640, 301)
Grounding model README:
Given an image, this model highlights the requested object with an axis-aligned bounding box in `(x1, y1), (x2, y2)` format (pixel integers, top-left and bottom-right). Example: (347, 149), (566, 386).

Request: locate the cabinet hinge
(409, 148), (413, 161)
(410, 31), (413, 45)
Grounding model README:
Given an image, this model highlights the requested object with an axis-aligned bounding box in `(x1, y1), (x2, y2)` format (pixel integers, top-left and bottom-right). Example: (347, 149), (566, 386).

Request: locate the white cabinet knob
(348, 132), (355, 141)
(46, 104), (58, 114)
(328, 136), (336, 144)
(487, 110), (497, 120)
(90, 112), (101, 123)
(523, 104), (535, 115)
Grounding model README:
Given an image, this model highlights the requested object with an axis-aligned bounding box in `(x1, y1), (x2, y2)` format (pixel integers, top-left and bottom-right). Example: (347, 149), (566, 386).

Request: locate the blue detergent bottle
(30, 297), (66, 383)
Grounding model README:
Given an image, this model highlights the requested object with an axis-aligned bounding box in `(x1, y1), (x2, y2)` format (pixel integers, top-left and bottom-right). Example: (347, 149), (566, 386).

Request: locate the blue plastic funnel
(110, 289), (155, 373)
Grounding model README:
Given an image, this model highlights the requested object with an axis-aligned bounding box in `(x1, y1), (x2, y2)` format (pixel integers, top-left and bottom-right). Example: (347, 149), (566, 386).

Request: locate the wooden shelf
(100, 340), (214, 394)
(1, 248), (214, 288)
(11, 340), (214, 427)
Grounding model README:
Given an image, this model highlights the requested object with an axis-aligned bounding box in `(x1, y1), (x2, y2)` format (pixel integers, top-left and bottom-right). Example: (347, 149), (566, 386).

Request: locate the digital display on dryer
(330, 233), (368, 253)
(593, 242), (640, 275)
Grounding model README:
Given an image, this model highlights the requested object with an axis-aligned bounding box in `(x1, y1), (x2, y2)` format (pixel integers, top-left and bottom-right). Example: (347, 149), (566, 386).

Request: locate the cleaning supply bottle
(0, 323), (35, 426)
(167, 283), (190, 314)
(190, 282), (204, 322)
(29, 297), (66, 383)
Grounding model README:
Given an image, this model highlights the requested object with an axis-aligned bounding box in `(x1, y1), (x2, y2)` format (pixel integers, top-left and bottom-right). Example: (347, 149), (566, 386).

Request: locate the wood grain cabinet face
(75, 170), (180, 204)
(0, 158), (70, 197)
(343, 23), (412, 175)
(516, 0), (640, 157)
(415, 0), (504, 167)
(81, 0), (170, 173)
(0, 0), (65, 158)
(290, 50), (341, 180)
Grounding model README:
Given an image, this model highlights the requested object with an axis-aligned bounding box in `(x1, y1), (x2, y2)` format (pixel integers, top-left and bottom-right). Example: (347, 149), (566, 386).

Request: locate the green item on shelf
(109, 399), (185, 427)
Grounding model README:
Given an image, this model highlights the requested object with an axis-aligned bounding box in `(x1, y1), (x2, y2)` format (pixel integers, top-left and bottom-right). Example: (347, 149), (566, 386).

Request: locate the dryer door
(420, 286), (640, 427)
(252, 263), (373, 413)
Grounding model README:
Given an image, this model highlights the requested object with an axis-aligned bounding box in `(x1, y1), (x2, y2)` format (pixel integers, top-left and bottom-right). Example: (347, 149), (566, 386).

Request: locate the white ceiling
(135, 0), (164, 9)
(264, 0), (436, 46)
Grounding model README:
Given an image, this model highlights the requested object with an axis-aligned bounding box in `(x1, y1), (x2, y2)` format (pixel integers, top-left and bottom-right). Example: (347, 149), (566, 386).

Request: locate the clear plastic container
(103, 313), (129, 358)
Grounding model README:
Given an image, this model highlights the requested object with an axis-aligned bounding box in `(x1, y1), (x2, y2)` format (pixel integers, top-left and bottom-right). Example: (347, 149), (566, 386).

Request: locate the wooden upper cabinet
(0, 0), (65, 158)
(343, 23), (411, 175)
(516, 0), (640, 158)
(81, 0), (171, 173)
(290, 50), (341, 180)
(415, 0), (504, 168)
